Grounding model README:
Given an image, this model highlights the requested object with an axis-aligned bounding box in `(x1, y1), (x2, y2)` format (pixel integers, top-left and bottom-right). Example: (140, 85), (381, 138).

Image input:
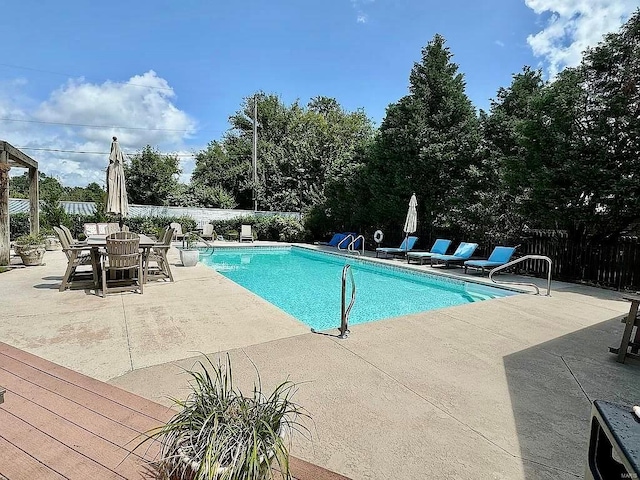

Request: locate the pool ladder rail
(489, 254), (553, 296)
(337, 234), (365, 256)
(339, 264), (357, 338)
(183, 232), (215, 256)
(311, 263), (356, 339)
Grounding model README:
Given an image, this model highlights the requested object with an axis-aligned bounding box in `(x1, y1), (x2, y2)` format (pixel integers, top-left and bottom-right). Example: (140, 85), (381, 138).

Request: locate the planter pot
(168, 438), (279, 480)
(16, 245), (46, 266)
(180, 249), (199, 267)
(44, 236), (62, 251)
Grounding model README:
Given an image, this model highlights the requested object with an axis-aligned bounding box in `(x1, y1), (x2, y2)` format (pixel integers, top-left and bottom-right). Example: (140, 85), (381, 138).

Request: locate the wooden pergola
(0, 141), (39, 265)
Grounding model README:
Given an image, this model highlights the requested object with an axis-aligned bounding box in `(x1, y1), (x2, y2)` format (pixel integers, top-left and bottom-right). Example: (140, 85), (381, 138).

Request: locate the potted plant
(43, 228), (62, 251)
(140, 355), (307, 480)
(14, 232), (47, 266)
(180, 232), (200, 267)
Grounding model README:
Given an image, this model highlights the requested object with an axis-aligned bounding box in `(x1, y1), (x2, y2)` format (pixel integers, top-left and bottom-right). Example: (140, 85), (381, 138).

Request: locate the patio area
(1, 243), (639, 479)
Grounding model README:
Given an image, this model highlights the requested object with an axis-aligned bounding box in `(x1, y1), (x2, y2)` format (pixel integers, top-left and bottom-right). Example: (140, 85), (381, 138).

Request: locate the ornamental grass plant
(141, 354), (309, 480)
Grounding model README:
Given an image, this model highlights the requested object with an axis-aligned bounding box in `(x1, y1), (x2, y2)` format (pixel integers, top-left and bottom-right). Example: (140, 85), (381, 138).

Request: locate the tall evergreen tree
(362, 34), (480, 241)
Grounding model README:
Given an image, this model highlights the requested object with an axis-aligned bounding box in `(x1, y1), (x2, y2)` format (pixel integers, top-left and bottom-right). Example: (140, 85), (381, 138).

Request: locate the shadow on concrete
(504, 317), (640, 479)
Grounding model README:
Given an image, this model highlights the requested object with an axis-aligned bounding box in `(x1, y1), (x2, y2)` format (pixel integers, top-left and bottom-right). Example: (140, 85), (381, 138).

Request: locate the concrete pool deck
(1, 243), (639, 479)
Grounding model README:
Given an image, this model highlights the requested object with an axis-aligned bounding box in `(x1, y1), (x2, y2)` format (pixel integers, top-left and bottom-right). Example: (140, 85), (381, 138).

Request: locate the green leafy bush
(9, 213), (30, 241)
(207, 215), (305, 242)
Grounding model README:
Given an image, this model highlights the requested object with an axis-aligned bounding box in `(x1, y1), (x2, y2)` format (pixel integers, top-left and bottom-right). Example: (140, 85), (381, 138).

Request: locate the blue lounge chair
(406, 239), (452, 265)
(316, 233), (347, 247)
(464, 246), (517, 274)
(430, 242), (478, 267)
(376, 236), (418, 258)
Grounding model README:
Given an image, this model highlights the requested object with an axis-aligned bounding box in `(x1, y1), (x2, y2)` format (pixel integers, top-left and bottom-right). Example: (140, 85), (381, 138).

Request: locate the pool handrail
(488, 254), (552, 296)
(337, 234), (354, 251)
(348, 235), (365, 255)
(340, 264), (356, 338)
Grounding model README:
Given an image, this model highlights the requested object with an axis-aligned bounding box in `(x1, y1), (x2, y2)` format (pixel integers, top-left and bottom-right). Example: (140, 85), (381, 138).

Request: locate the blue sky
(1, 0), (637, 186)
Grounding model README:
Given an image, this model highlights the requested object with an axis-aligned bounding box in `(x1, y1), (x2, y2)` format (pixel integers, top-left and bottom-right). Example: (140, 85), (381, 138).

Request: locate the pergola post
(28, 167), (39, 235)
(0, 150), (9, 265)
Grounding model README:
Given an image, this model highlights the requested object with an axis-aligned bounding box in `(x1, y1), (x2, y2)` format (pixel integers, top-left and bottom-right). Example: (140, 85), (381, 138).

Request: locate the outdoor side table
(586, 400), (640, 480)
(609, 293), (640, 363)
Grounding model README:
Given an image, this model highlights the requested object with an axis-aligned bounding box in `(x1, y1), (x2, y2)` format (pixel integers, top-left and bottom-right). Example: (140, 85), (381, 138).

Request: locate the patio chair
(239, 224), (254, 242)
(464, 246), (517, 274)
(146, 227), (175, 283)
(201, 223), (215, 241)
(53, 226), (94, 292)
(430, 242), (479, 268)
(60, 225), (85, 246)
(407, 239), (452, 265)
(376, 236), (418, 258)
(170, 222), (185, 242)
(100, 232), (143, 297)
(316, 233), (346, 246)
(83, 223), (99, 237)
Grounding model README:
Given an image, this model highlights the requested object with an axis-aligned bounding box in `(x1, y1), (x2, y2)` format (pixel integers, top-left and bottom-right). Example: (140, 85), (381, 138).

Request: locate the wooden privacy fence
(421, 229), (640, 291)
(516, 230), (640, 291)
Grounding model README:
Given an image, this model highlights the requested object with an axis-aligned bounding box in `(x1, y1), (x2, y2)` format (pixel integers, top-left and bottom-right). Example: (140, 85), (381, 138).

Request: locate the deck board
(0, 342), (349, 480)
(0, 437), (67, 480)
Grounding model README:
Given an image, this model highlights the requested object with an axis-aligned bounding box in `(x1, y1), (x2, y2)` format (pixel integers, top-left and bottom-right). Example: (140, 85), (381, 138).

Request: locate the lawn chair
(100, 232), (143, 297)
(464, 246), (517, 274)
(376, 236), (418, 258)
(407, 239), (452, 265)
(201, 224), (215, 241)
(60, 225), (85, 246)
(430, 242), (478, 268)
(170, 222), (185, 242)
(146, 227), (175, 283)
(239, 224), (254, 242)
(53, 226), (94, 292)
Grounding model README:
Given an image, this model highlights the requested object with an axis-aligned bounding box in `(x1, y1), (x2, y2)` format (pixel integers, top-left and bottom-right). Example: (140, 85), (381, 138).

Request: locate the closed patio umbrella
(403, 193), (418, 252)
(105, 137), (129, 225)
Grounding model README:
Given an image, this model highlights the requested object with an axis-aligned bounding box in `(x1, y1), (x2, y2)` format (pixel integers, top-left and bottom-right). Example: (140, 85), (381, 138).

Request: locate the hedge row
(8, 213), (305, 242)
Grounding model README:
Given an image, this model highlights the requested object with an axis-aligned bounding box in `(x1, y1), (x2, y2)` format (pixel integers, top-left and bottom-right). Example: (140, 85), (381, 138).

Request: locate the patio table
(86, 234), (156, 289)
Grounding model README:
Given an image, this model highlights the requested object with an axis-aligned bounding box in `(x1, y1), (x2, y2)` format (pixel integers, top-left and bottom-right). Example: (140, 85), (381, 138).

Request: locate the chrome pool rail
(488, 255), (552, 296)
(349, 235), (365, 255)
(339, 264), (356, 338)
(337, 234), (354, 251)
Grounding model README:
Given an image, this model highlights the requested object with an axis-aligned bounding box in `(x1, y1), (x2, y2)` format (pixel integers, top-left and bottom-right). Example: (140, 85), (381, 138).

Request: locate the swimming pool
(201, 247), (517, 331)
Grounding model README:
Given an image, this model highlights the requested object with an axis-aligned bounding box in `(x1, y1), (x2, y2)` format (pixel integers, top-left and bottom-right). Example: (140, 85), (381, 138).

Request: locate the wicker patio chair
(100, 232), (143, 297)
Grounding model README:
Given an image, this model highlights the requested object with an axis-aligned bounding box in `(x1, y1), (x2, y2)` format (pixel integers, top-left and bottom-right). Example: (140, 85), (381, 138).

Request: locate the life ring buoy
(373, 230), (384, 243)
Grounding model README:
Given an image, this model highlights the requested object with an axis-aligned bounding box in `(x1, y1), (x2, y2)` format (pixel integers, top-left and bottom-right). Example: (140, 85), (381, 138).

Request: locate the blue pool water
(201, 247), (516, 331)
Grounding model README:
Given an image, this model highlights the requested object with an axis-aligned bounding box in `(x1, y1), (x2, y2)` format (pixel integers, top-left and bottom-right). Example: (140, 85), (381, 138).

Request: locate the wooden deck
(0, 342), (348, 480)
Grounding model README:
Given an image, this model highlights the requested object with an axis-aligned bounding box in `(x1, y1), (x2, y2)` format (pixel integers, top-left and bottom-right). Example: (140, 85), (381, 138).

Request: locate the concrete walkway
(2, 244), (639, 479)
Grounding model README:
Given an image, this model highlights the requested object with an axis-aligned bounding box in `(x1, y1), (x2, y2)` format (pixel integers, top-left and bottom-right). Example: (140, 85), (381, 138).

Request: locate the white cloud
(350, 0), (374, 24)
(525, 0), (636, 78)
(3, 71), (197, 186)
(495, 40), (506, 47)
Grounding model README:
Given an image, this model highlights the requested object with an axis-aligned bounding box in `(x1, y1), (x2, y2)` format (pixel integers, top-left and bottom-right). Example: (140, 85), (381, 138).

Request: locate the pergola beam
(0, 141), (39, 265)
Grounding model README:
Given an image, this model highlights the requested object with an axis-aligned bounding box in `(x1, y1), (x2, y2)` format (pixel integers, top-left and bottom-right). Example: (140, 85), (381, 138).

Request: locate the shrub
(9, 213), (30, 241)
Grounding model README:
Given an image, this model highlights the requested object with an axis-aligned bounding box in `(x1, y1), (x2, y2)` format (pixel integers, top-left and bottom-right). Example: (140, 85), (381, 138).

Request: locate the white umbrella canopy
(105, 136), (129, 219)
(403, 193), (418, 251)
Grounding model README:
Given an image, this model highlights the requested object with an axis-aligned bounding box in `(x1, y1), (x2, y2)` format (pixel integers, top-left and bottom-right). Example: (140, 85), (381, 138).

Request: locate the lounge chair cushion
(464, 246), (516, 269)
(431, 242), (478, 262)
(407, 239), (451, 258)
(327, 233), (346, 247)
(376, 236), (419, 255)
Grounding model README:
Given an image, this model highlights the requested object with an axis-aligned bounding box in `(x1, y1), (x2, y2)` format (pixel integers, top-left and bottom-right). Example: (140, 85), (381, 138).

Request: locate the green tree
(125, 146), (181, 205)
(361, 34), (480, 240)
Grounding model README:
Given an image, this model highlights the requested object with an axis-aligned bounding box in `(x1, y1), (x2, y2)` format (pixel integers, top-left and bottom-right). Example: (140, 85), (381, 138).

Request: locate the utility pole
(252, 97), (258, 212)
